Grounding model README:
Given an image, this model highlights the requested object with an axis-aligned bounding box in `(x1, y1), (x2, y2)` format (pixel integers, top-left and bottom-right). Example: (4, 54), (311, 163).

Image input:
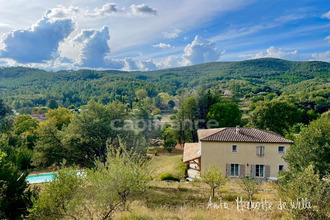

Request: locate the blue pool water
(27, 173), (56, 184)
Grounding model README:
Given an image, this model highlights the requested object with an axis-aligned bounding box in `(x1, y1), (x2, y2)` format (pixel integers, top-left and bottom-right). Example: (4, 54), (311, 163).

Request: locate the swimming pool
(26, 173), (56, 184)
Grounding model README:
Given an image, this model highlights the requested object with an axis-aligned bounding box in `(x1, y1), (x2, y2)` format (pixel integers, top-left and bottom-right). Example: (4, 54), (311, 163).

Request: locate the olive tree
(200, 164), (229, 199)
(239, 177), (259, 210)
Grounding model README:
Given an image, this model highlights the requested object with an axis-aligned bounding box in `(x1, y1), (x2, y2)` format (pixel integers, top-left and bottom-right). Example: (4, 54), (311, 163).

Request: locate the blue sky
(0, 0), (329, 70)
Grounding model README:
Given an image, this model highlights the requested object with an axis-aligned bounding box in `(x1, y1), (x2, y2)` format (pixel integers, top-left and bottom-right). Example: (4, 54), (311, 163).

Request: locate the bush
(152, 108), (161, 115)
(163, 138), (176, 153)
(159, 173), (180, 182)
(178, 162), (188, 179)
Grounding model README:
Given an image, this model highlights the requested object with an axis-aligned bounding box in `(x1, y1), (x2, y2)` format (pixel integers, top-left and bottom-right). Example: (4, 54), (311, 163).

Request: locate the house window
(256, 146), (265, 156)
(278, 146), (285, 153)
(232, 145), (238, 152)
(279, 165), (284, 172)
(231, 164), (239, 176)
(255, 165), (264, 177)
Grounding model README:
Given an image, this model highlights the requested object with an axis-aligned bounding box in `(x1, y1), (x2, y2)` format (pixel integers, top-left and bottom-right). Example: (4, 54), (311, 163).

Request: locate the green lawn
(147, 147), (184, 179)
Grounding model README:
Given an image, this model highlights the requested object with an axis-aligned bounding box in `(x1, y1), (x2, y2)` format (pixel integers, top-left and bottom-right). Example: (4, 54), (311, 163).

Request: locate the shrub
(152, 108), (161, 115)
(163, 138), (176, 153)
(159, 173), (180, 182)
(178, 162), (188, 179)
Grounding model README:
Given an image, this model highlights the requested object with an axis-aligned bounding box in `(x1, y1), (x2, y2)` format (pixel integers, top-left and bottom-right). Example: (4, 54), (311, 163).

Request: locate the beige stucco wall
(200, 141), (291, 179)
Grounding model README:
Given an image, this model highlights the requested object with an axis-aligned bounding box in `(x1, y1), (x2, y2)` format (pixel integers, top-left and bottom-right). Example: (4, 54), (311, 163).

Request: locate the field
(111, 147), (291, 220)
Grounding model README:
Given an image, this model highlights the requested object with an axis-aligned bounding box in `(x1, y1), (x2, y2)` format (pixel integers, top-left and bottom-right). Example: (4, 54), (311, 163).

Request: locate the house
(183, 126), (293, 181)
(31, 113), (47, 122)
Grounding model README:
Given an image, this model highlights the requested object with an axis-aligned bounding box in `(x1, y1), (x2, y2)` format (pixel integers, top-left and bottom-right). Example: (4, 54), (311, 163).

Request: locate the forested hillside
(0, 58), (329, 110)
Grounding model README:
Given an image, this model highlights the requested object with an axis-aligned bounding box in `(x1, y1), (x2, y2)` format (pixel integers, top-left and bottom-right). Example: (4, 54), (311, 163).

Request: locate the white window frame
(231, 164), (239, 177)
(232, 145), (238, 152)
(278, 146), (285, 153)
(255, 164), (265, 178)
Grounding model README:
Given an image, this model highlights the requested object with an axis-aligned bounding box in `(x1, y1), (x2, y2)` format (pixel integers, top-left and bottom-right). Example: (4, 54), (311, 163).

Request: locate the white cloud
(321, 10), (330, 19)
(138, 59), (157, 71)
(45, 6), (79, 21)
(88, 3), (119, 17)
(157, 55), (182, 69)
(325, 36), (330, 43)
(275, 14), (305, 23)
(122, 58), (139, 71)
(0, 9), (75, 63)
(74, 26), (111, 68)
(182, 35), (221, 66)
(153, 43), (172, 48)
(130, 4), (157, 16)
(253, 46), (301, 60)
(312, 51), (330, 62)
(163, 29), (182, 39)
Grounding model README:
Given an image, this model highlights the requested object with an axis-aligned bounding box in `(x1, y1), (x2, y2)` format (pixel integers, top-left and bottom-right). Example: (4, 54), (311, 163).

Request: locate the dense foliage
(0, 58), (329, 112)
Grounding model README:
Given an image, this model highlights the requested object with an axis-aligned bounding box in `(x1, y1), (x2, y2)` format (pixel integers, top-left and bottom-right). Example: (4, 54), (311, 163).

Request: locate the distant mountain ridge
(0, 58), (329, 108)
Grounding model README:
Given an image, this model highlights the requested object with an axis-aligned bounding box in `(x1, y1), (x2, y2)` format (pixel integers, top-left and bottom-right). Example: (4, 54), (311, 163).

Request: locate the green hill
(0, 58), (329, 108)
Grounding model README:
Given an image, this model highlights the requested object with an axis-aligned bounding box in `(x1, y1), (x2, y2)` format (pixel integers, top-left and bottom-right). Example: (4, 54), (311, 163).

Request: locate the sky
(0, 0), (329, 71)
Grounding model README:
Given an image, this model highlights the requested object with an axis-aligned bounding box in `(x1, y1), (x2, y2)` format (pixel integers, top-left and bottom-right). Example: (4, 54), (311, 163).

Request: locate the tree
(249, 100), (302, 135)
(0, 152), (35, 219)
(135, 89), (148, 101)
(183, 97), (199, 142)
(28, 167), (84, 220)
(284, 112), (330, 177)
(163, 138), (177, 153)
(13, 115), (39, 154)
(207, 102), (241, 128)
(195, 89), (221, 129)
(32, 122), (68, 167)
(158, 92), (170, 101)
(47, 99), (59, 109)
(61, 101), (127, 167)
(14, 114), (39, 136)
(83, 146), (150, 219)
(278, 165), (329, 219)
(0, 99), (13, 133)
(200, 164), (229, 198)
(239, 177), (259, 210)
(167, 100), (175, 108)
(154, 95), (163, 108)
(45, 107), (73, 130)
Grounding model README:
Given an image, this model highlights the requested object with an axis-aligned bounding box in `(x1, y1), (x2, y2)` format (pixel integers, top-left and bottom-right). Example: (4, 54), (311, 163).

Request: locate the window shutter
(239, 164), (245, 178)
(226, 164), (231, 177)
(262, 146), (265, 156)
(265, 165), (270, 178)
(251, 165), (256, 178)
(256, 146), (260, 156)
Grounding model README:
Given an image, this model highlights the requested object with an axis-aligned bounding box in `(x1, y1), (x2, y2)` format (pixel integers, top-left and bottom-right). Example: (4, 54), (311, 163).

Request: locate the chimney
(236, 125), (240, 134)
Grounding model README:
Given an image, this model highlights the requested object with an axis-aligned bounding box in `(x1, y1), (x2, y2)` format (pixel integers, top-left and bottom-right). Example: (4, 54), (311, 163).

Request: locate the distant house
(31, 114), (47, 122)
(183, 126), (293, 181)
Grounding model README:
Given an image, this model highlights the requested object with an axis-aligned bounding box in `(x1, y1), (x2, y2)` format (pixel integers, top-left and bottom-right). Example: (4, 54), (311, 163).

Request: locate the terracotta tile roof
(183, 143), (201, 163)
(200, 127), (293, 144)
(197, 128), (225, 141)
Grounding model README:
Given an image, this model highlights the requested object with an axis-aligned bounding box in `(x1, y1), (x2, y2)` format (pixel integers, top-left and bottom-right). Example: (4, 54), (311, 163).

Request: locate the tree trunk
(212, 188), (215, 198)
